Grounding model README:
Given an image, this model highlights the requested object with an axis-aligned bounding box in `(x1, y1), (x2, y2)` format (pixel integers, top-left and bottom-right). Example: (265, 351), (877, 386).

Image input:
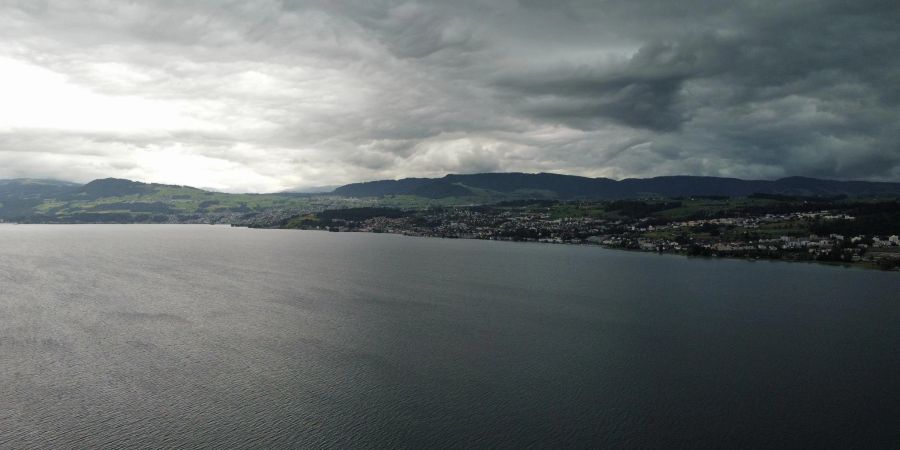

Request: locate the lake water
(0, 225), (897, 448)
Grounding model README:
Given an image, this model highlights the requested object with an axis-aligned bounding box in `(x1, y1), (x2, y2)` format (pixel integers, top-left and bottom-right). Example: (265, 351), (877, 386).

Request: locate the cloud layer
(0, 0), (898, 191)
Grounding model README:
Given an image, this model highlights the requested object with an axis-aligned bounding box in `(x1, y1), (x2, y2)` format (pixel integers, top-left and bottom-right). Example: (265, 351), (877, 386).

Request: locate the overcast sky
(0, 0), (898, 192)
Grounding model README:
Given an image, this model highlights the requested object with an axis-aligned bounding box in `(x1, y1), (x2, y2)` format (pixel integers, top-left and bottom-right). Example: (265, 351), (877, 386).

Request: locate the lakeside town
(270, 200), (900, 270)
(3, 176), (897, 270)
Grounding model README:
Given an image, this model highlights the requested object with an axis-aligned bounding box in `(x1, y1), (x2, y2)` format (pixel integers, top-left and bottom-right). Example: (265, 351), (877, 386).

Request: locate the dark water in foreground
(0, 225), (898, 448)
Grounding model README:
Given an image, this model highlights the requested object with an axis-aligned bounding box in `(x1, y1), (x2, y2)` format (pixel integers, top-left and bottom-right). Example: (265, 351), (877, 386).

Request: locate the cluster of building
(614, 233), (898, 263)
(322, 206), (900, 268)
(632, 210), (855, 233)
(356, 209), (614, 242)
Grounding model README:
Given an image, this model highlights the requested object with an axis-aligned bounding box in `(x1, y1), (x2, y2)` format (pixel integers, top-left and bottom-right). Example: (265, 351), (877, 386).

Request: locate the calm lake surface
(0, 225), (898, 448)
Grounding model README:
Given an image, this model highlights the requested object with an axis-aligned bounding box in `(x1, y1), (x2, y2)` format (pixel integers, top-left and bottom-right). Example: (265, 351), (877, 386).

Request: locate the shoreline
(268, 226), (899, 272)
(2, 222), (896, 271)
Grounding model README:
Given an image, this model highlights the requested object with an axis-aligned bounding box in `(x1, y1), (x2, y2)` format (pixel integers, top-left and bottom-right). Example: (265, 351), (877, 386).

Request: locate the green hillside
(0, 178), (373, 224)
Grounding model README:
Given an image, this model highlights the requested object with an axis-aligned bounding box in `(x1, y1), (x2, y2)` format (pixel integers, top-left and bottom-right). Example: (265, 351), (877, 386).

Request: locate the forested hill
(2, 174), (900, 224)
(0, 178), (344, 223)
(332, 173), (900, 199)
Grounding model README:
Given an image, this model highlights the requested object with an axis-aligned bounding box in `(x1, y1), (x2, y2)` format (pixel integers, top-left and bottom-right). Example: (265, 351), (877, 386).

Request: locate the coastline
(266, 226), (898, 272)
(2, 221), (896, 271)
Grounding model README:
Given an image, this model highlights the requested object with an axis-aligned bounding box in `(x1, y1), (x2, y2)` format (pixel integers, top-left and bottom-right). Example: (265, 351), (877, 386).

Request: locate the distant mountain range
(333, 173), (900, 199)
(2, 174), (900, 223)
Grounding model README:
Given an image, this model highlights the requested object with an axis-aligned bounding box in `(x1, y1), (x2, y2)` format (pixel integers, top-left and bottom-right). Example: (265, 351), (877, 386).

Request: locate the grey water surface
(0, 225), (898, 448)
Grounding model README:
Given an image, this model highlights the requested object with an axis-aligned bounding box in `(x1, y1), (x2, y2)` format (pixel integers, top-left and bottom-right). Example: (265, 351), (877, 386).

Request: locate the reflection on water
(0, 225), (898, 448)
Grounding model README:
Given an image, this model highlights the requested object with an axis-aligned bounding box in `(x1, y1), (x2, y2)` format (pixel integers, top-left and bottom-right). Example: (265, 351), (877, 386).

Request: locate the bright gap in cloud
(0, 56), (221, 134)
(133, 144), (283, 193)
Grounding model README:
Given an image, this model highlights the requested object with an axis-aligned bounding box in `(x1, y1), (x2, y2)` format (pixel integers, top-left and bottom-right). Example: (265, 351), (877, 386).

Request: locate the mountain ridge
(332, 172), (900, 199)
(1, 173), (899, 224)
(4, 173), (900, 200)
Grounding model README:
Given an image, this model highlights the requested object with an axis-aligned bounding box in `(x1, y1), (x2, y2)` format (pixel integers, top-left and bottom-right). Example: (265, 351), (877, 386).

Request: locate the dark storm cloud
(0, 0), (898, 190)
(491, 0), (900, 180)
(497, 41), (694, 131)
